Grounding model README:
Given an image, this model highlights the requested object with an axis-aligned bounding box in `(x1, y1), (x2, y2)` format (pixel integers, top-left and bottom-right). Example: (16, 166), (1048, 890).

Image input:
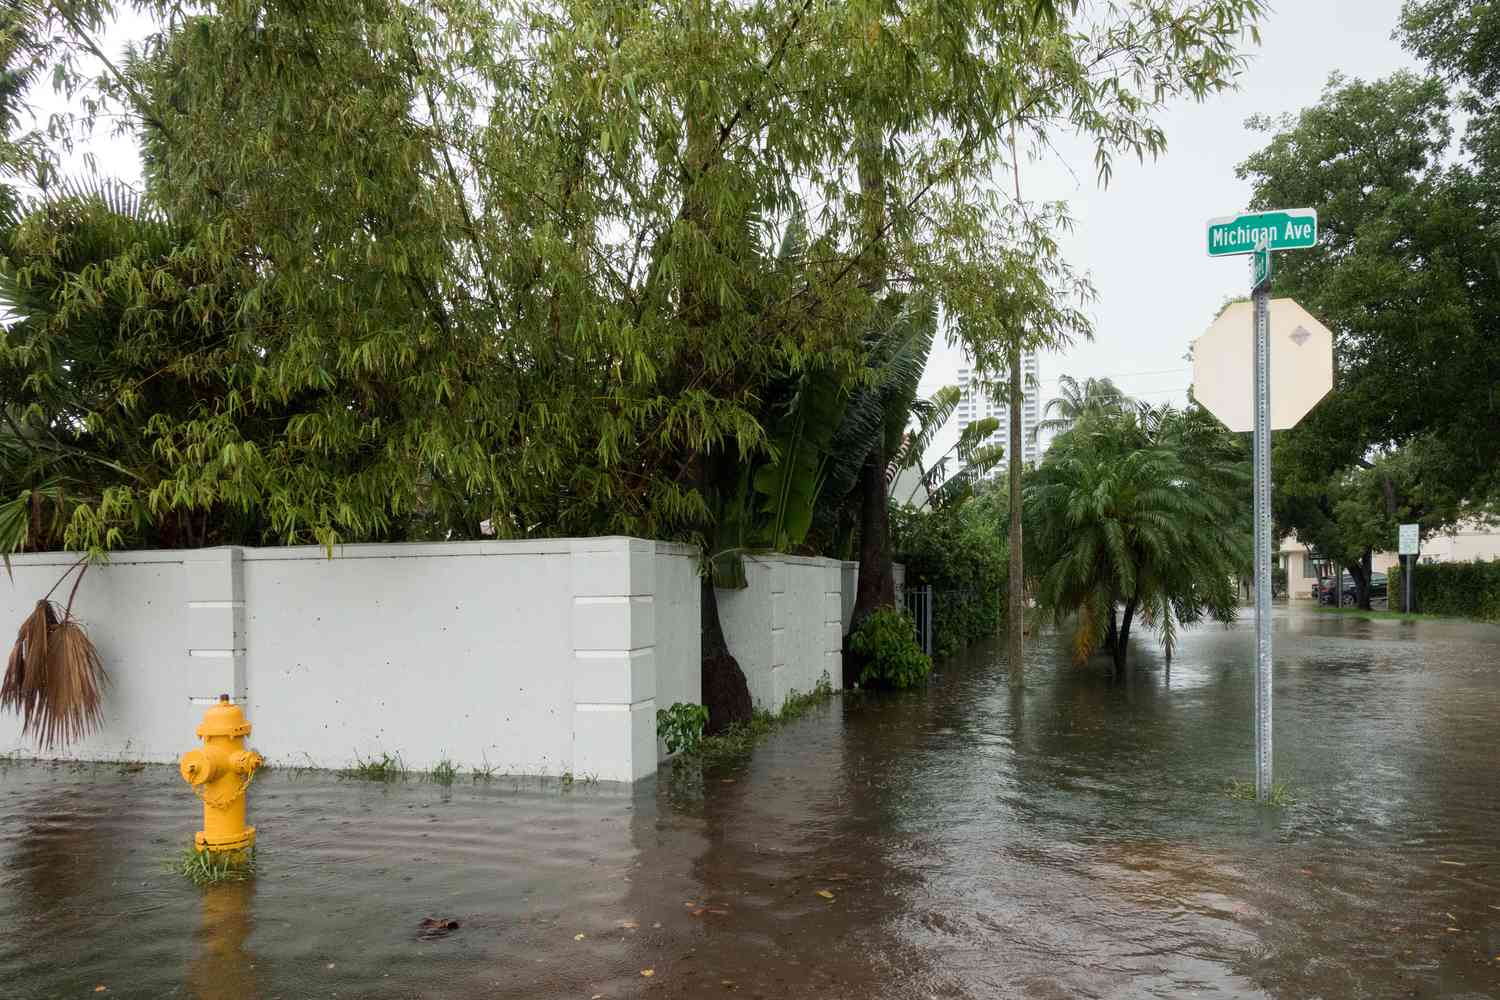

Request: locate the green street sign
(1251, 244), (1271, 290)
(1207, 208), (1318, 256)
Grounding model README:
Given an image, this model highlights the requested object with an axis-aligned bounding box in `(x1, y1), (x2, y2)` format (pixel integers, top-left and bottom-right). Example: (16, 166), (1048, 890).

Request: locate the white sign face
(1192, 298), (1334, 432)
(1399, 523), (1420, 556)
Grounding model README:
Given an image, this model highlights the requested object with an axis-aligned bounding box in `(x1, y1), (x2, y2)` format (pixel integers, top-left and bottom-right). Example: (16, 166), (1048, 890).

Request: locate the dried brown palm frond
(2, 599), (57, 731)
(31, 614), (107, 747)
(2, 560), (108, 748)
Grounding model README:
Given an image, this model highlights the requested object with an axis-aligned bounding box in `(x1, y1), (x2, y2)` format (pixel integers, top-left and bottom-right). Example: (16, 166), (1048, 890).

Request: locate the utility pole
(1007, 127), (1025, 688)
(1008, 341), (1024, 688)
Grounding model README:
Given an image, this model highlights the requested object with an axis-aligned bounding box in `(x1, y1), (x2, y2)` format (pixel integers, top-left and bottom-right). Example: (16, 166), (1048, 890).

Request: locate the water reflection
(188, 881), (258, 1000)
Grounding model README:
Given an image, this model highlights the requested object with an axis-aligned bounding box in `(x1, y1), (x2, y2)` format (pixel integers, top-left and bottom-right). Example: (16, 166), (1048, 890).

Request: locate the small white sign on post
(1398, 523), (1420, 556)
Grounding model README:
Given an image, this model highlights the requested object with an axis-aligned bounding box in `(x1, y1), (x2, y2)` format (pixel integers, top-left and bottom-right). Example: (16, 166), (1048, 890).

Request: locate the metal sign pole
(1405, 555), (1413, 613)
(1252, 280), (1274, 803)
(1204, 210), (1326, 805)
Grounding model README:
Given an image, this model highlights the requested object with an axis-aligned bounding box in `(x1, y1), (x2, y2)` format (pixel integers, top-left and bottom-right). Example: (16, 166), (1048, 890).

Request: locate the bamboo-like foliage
(2, 0), (1266, 557)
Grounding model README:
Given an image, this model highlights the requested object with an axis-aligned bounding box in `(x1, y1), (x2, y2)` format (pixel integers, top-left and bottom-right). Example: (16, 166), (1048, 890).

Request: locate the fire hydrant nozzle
(179, 694), (262, 854)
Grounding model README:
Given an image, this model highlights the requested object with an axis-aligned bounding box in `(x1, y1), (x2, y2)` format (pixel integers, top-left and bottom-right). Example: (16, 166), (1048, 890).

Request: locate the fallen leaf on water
(592, 995), (603, 999)
(94, 988), (107, 994)
(574, 933), (586, 941)
(652, 922), (662, 929)
(1446, 927), (1461, 932)
(1439, 859), (1466, 866)
(816, 890), (835, 900)
(326, 963), (336, 970)
(689, 907), (706, 917)
(707, 908), (729, 916)
(417, 917), (461, 940)
(640, 968), (655, 977)
(618, 920), (640, 930)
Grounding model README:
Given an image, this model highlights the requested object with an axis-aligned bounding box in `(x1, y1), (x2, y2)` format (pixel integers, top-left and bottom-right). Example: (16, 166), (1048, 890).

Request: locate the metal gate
(904, 584), (934, 656)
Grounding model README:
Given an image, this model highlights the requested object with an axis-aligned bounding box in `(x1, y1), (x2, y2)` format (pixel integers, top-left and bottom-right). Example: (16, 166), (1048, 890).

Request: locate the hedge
(1388, 559), (1500, 622)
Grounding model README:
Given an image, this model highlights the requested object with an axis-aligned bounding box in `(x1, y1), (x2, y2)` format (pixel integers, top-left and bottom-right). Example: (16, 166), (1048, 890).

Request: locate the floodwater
(2, 606), (1499, 1000)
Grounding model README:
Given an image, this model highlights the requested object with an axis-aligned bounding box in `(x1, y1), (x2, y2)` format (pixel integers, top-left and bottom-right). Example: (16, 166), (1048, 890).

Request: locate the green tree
(1025, 403), (1248, 673)
(1240, 67), (1500, 606)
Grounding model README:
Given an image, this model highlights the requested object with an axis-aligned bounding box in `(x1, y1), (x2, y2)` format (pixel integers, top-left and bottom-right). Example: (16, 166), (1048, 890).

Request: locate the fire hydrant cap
(179, 748), (213, 786)
(196, 695), (252, 738)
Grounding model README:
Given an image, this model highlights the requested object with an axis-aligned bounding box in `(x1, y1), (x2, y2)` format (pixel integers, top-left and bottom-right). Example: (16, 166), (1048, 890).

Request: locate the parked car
(1343, 572), (1387, 603)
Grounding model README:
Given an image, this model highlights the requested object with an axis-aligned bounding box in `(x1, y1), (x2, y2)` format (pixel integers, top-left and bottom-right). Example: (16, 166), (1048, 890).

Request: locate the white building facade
(956, 356), (1042, 468)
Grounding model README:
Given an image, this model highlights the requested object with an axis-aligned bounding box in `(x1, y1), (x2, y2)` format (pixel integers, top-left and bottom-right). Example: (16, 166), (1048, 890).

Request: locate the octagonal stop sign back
(1192, 298), (1334, 432)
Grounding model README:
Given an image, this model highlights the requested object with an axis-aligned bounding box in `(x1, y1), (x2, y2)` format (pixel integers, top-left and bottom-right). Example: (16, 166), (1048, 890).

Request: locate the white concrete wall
(650, 548), (702, 754)
(837, 560), (905, 633)
(0, 551), (197, 764)
(0, 539), (704, 783)
(0, 541), (885, 780)
(716, 555), (844, 712)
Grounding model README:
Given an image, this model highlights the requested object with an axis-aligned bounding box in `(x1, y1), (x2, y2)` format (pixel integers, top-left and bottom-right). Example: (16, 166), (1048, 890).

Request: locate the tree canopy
(1236, 12), (1500, 602)
(2, 0), (1266, 560)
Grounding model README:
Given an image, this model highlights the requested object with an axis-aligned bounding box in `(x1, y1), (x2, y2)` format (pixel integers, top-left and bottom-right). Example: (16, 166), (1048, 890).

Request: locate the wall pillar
(184, 547), (247, 705)
(823, 561), (844, 690)
(768, 559), (790, 707)
(569, 539), (657, 781)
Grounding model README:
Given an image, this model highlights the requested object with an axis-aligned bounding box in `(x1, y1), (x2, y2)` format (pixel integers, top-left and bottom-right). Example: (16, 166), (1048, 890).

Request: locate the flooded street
(3, 605), (1499, 999)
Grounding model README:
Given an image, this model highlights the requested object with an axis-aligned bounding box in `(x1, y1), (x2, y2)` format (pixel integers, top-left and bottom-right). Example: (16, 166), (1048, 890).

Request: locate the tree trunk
(852, 451), (895, 625)
(1007, 342), (1025, 687)
(1104, 603), (1119, 653)
(848, 120), (893, 638)
(700, 576), (751, 735)
(1358, 548), (1373, 609)
(1112, 594), (1138, 676)
(1345, 550), (1372, 610)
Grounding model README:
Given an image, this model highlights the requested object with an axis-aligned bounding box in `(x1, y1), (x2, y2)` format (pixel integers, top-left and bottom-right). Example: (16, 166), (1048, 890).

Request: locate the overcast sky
(922, 0), (1423, 438)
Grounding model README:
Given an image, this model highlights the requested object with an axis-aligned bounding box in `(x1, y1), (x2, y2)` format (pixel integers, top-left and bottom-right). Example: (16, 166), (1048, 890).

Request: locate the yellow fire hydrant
(179, 694), (263, 855)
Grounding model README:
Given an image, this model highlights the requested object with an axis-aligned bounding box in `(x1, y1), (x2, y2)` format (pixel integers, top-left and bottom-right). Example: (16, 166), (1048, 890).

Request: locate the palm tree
(1032, 374), (1137, 444)
(1025, 404), (1249, 673)
(891, 386), (1005, 511)
(816, 293), (940, 629)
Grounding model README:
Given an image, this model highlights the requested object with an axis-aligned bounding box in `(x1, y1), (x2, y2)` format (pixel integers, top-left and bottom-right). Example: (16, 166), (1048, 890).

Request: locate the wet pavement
(2, 605), (1499, 999)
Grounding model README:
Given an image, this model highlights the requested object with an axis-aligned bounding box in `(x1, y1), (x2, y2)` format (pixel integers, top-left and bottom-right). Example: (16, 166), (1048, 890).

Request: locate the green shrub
(891, 495), (1007, 659)
(656, 702), (709, 754)
(1389, 559), (1500, 621)
(849, 609), (931, 689)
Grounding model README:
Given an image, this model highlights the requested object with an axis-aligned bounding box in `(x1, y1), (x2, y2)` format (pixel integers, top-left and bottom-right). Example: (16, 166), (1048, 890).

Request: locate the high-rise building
(956, 355), (1042, 472)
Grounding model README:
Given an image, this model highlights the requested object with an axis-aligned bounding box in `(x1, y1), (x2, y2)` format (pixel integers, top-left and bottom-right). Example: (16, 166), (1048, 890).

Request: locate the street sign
(1398, 523), (1420, 556)
(1205, 206), (1323, 805)
(1192, 298), (1333, 432)
(1207, 208), (1318, 256)
(1251, 244), (1272, 291)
